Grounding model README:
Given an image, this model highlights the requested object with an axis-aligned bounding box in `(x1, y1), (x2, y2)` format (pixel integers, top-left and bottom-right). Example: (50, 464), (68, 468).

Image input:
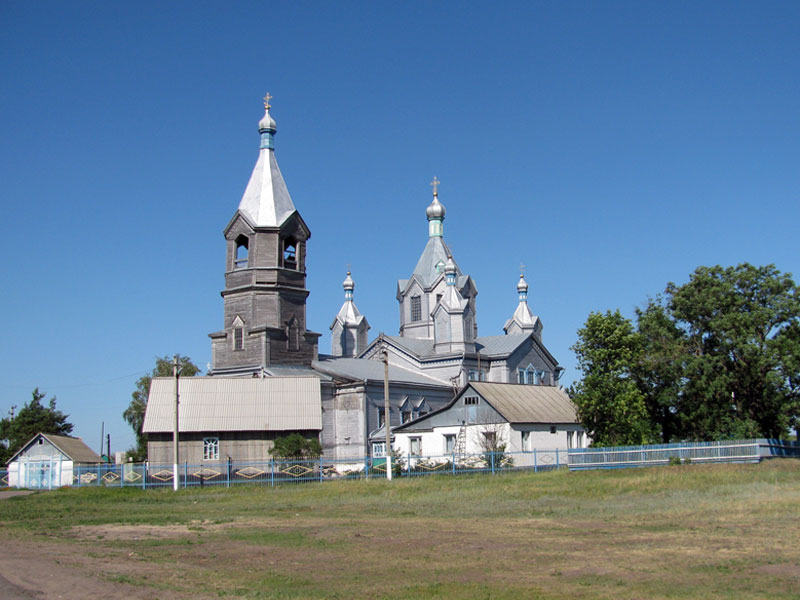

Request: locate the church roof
(143, 377), (322, 433)
(237, 106), (297, 227)
(475, 333), (531, 356)
(409, 236), (461, 288)
(312, 357), (447, 387)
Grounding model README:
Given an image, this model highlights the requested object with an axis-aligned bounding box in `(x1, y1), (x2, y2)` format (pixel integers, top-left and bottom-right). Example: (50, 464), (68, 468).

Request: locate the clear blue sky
(2, 2), (799, 454)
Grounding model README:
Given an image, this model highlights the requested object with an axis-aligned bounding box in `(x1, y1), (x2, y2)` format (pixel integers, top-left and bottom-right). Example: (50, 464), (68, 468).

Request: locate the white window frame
(444, 434), (456, 454)
(203, 437), (219, 461)
(409, 436), (422, 456)
(372, 442), (386, 458)
(410, 296), (422, 322)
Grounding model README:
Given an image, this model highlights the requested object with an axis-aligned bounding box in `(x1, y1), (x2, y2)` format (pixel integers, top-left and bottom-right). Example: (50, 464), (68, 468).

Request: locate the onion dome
(517, 274), (528, 293)
(343, 271), (355, 299)
(426, 196), (446, 220)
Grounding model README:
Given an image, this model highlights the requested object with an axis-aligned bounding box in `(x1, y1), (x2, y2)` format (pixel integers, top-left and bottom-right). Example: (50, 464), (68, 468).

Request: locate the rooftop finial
(263, 92), (272, 110)
(430, 176), (440, 197)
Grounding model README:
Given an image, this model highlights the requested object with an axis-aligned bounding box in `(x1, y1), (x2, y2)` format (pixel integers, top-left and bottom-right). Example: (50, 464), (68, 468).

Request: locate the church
(142, 97), (579, 465)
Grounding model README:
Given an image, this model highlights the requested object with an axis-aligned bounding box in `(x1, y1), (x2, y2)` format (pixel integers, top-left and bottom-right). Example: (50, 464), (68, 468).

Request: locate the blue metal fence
(3, 439), (797, 490)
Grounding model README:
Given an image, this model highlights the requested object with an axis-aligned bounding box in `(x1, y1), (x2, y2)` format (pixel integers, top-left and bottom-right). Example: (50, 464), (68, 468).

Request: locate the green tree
(269, 433), (322, 459)
(0, 389), (73, 464)
(123, 355), (200, 461)
(570, 310), (654, 446)
(633, 299), (686, 442)
(665, 264), (800, 439)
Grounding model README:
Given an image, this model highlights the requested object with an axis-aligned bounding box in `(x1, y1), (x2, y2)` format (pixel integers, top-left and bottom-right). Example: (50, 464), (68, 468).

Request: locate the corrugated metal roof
(312, 357), (447, 387)
(468, 383), (579, 424)
(142, 377), (321, 433)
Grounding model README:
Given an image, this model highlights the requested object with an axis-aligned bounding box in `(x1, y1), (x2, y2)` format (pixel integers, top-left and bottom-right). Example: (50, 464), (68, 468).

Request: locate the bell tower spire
(330, 270), (370, 357)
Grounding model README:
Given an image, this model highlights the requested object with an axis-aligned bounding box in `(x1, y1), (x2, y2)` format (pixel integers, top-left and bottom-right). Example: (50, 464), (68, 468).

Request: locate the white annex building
(143, 97), (585, 464)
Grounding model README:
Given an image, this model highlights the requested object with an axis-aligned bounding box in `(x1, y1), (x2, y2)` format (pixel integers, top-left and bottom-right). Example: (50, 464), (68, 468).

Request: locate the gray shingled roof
(312, 357), (447, 387)
(468, 383), (579, 424)
(383, 335), (435, 357)
(142, 377), (321, 433)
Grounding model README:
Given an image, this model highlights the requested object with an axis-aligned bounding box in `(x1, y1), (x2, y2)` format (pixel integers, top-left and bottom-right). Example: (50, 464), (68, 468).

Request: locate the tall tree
(0, 389), (73, 464)
(570, 310), (654, 446)
(666, 264), (800, 439)
(123, 355), (200, 461)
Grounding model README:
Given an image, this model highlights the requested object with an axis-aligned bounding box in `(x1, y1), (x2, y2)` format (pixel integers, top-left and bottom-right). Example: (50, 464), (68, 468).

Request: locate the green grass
(1, 461), (799, 599)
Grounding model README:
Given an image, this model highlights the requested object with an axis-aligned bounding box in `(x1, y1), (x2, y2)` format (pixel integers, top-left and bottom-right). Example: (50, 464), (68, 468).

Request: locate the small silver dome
(444, 255), (457, 274)
(258, 107), (276, 132)
(517, 274), (528, 292)
(426, 197), (446, 220)
(343, 271), (355, 291)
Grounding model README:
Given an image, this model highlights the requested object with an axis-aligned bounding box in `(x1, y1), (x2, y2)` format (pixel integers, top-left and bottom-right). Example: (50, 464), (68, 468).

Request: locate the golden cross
(263, 92), (272, 109)
(346, 263), (351, 275)
(430, 176), (440, 196)
(520, 262), (526, 276)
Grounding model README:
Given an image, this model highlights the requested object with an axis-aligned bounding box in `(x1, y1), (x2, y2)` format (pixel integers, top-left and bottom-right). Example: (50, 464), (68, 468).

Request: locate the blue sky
(2, 2), (799, 454)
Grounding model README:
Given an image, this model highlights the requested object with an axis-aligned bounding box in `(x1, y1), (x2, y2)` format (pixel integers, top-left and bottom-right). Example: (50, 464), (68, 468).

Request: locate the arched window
(234, 235), (249, 269)
(232, 316), (245, 351)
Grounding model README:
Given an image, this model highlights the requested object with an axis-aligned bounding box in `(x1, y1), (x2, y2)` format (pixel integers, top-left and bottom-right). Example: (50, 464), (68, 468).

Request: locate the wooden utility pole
(173, 355), (180, 491)
(381, 346), (392, 481)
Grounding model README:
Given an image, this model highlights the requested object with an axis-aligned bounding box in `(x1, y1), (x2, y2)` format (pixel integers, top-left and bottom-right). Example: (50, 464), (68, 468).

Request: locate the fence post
(534, 448), (537, 473)
(270, 457), (275, 488)
(452, 452), (455, 476)
(556, 448), (560, 468)
(319, 457), (323, 483)
(227, 457), (231, 488)
(491, 451), (495, 475)
(184, 461), (188, 489)
(143, 462), (147, 490)
(365, 455), (370, 480)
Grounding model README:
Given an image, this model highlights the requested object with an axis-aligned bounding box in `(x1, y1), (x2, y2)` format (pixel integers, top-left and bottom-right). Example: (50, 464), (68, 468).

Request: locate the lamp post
(380, 346), (392, 481)
(173, 355), (180, 491)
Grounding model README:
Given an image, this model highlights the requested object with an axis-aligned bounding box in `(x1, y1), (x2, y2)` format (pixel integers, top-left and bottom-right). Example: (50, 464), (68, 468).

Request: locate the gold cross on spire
(263, 92), (272, 109)
(430, 176), (441, 196)
(520, 262), (527, 276)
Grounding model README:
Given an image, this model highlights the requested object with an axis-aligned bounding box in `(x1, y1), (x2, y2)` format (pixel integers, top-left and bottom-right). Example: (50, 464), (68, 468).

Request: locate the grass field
(1, 460), (799, 599)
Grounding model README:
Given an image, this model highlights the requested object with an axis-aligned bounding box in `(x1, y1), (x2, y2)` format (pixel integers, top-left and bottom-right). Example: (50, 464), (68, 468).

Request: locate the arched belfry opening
(234, 235), (249, 269)
(282, 237), (298, 270)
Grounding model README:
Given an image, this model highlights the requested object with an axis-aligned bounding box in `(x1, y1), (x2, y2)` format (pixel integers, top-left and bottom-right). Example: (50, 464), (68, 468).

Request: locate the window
(409, 437), (421, 456)
(577, 431), (584, 447)
(436, 293), (443, 305)
(468, 369), (478, 381)
(410, 296), (422, 322)
(522, 431), (531, 451)
(203, 437), (219, 460)
(464, 396), (479, 405)
(444, 434), (456, 453)
(550, 426), (557, 434)
(402, 411), (411, 424)
(234, 327), (244, 351)
(377, 408), (385, 428)
(518, 369), (525, 384)
(234, 235), (249, 269)
(483, 431), (496, 445)
(372, 442), (386, 458)
(567, 431), (574, 449)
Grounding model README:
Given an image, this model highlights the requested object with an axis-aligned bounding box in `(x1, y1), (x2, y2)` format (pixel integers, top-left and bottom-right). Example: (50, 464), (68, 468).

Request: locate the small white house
(388, 382), (588, 467)
(6, 433), (103, 489)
